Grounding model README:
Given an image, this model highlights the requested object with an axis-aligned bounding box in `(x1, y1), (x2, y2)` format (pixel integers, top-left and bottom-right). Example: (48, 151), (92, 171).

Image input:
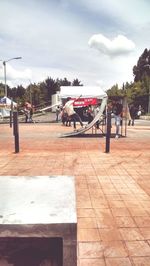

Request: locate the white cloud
(88, 34), (135, 57)
(0, 0), (149, 91)
(6, 64), (32, 80)
(0, 63), (32, 86)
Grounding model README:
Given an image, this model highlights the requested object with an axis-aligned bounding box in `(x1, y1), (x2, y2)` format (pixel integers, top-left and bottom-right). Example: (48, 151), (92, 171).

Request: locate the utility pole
(148, 81), (150, 114)
(2, 57), (22, 98)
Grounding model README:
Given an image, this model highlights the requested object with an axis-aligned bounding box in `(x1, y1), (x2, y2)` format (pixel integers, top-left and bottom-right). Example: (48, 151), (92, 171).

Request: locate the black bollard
(105, 111), (111, 153)
(13, 111), (19, 153)
(10, 110), (12, 128)
(10, 99), (13, 128)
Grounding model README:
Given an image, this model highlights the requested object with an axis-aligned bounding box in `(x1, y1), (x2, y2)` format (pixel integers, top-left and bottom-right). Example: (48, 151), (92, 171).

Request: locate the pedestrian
(128, 104), (137, 126)
(112, 100), (123, 138)
(93, 104), (100, 128)
(137, 105), (142, 119)
(56, 105), (61, 122)
(24, 107), (30, 123)
(64, 96), (83, 130)
(86, 105), (94, 124)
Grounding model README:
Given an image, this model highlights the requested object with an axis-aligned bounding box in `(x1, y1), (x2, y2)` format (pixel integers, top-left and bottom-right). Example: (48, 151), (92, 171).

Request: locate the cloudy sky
(0, 0), (149, 90)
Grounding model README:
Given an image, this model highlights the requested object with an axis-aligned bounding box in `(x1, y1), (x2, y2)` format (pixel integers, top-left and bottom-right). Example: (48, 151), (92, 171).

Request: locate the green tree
(72, 78), (83, 86)
(0, 83), (5, 97)
(59, 77), (71, 86)
(133, 48), (150, 82)
(107, 84), (124, 98)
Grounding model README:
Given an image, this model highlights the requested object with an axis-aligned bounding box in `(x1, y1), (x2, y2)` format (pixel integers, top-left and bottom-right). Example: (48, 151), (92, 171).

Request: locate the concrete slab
(0, 175), (77, 266)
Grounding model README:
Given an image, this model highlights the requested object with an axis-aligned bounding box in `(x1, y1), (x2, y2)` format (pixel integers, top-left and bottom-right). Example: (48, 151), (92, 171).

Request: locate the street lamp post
(2, 57), (22, 98)
(143, 63), (150, 114)
(146, 65), (150, 114)
(148, 82), (150, 114)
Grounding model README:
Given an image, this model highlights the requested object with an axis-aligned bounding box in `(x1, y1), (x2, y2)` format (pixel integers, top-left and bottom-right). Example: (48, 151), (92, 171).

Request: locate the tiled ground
(0, 122), (150, 265)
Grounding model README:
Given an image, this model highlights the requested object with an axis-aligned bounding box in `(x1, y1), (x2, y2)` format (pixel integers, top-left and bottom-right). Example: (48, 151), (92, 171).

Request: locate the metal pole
(10, 99), (13, 128)
(148, 82), (150, 114)
(3, 61), (7, 97)
(105, 111), (111, 153)
(13, 111), (19, 153)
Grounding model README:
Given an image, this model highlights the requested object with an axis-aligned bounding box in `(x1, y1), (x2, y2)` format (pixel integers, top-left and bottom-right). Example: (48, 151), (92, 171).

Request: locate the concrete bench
(0, 176), (77, 266)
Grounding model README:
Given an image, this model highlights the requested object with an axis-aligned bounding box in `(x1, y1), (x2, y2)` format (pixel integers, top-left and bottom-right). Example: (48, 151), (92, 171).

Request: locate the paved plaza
(0, 121), (150, 265)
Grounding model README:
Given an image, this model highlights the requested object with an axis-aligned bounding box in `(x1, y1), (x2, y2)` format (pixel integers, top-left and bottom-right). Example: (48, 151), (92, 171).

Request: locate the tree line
(0, 78), (82, 108)
(0, 48), (150, 113)
(107, 48), (150, 114)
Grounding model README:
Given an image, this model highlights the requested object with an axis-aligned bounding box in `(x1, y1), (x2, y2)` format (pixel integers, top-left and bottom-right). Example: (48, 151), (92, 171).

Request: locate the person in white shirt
(64, 97), (83, 130)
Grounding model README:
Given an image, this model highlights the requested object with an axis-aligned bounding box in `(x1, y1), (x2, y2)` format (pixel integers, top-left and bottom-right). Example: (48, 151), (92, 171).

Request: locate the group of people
(56, 97), (84, 130)
(110, 101), (143, 138)
(56, 96), (104, 131)
(56, 97), (143, 136)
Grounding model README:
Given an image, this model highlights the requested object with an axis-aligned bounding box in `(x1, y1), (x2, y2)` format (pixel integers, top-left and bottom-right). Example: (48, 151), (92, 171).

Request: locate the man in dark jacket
(128, 104), (137, 126)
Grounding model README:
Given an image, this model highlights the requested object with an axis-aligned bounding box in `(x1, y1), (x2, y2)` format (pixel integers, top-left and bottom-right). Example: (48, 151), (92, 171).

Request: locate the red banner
(72, 98), (98, 107)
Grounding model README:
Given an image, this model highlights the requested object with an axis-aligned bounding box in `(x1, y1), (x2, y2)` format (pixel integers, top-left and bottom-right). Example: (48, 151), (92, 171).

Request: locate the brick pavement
(0, 122), (150, 265)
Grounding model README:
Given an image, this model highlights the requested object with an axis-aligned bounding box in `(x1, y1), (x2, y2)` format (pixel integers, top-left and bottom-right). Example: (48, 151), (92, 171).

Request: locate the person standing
(56, 105), (61, 122)
(112, 100), (123, 139)
(64, 96), (83, 130)
(86, 105), (94, 124)
(128, 104), (137, 126)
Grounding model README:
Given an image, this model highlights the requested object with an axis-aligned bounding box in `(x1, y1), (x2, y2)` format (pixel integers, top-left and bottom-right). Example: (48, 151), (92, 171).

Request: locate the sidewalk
(0, 123), (150, 265)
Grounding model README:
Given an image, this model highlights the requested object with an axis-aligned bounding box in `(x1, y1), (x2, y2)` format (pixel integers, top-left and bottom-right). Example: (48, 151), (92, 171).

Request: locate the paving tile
(119, 228), (144, 240)
(128, 207), (149, 216)
(139, 227), (150, 239)
(111, 207), (131, 217)
(89, 188), (105, 197)
(94, 208), (113, 217)
(133, 216), (150, 227)
(125, 240), (150, 256)
(105, 194), (122, 201)
(76, 200), (92, 208)
(114, 216), (137, 228)
(77, 208), (95, 218)
(99, 228), (122, 241)
(91, 200), (109, 208)
(140, 200), (150, 209)
(132, 257), (150, 266)
(103, 241), (128, 258)
(105, 257), (132, 266)
(78, 217), (97, 229)
(108, 200), (126, 208)
(95, 210), (116, 229)
(102, 188), (118, 195)
(79, 242), (103, 258)
(124, 200), (143, 208)
(80, 258), (106, 266)
(78, 228), (100, 241)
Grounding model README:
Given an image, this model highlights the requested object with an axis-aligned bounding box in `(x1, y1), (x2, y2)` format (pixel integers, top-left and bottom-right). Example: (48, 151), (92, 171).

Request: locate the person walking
(64, 96), (83, 130)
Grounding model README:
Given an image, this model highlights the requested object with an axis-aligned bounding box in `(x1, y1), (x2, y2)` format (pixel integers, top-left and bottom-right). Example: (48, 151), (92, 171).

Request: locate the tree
(107, 84), (124, 98)
(72, 79), (83, 86)
(0, 83), (5, 97)
(133, 48), (150, 82)
(59, 78), (71, 86)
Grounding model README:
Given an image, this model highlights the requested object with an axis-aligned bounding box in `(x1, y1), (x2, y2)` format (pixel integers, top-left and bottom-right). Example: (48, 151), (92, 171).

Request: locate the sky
(0, 0), (150, 90)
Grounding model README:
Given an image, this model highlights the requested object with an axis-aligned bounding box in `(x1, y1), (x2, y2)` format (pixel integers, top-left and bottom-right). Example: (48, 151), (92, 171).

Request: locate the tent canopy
(0, 96), (17, 106)
(60, 86), (107, 99)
